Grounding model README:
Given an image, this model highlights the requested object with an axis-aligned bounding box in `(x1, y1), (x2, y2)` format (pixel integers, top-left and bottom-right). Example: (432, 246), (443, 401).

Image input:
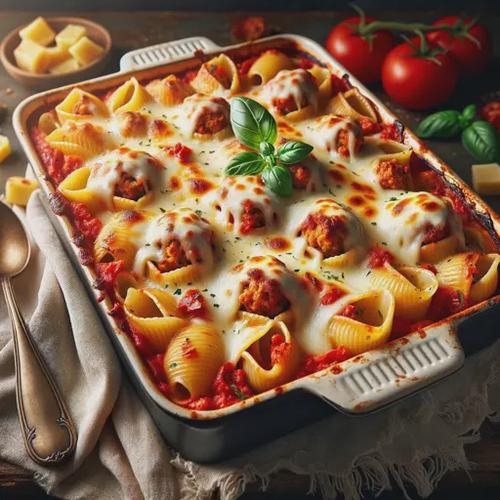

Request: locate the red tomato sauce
(368, 246), (395, 268)
(177, 289), (208, 319)
(298, 347), (350, 377)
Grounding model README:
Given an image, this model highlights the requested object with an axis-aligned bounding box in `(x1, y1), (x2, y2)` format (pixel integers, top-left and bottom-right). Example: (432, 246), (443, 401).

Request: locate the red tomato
(381, 39), (458, 110)
(325, 16), (395, 84)
(427, 16), (492, 76)
(480, 101), (500, 130)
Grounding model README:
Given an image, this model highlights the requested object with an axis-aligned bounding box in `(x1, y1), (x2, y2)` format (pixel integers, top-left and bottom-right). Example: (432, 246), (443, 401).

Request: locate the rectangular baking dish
(13, 34), (500, 463)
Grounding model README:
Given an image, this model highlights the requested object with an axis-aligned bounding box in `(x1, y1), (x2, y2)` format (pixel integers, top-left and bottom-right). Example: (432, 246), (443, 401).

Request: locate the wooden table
(0, 9), (499, 500)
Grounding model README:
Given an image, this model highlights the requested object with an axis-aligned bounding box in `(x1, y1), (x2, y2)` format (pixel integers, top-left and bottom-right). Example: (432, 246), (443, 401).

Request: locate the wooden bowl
(0, 17), (111, 89)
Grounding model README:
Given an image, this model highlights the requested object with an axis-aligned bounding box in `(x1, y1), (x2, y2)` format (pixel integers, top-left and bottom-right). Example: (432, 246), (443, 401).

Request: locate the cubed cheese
(472, 163), (500, 195)
(14, 39), (50, 73)
(44, 46), (71, 70)
(55, 24), (86, 50)
(5, 177), (39, 206)
(69, 36), (103, 66)
(0, 135), (11, 163)
(19, 17), (55, 47)
(49, 57), (79, 75)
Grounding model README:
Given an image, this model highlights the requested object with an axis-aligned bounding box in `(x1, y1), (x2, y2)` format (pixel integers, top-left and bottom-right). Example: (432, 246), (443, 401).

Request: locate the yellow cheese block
(19, 16), (55, 47)
(44, 46), (71, 69)
(0, 135), (11, 163)
(69, 36), (103, 66)
(5, 177), (39, 206)
(49, 57), (79, 75)
(14, 39), (50, 73)
(472, 163), (500, 195)
(56, 24), (86, 50)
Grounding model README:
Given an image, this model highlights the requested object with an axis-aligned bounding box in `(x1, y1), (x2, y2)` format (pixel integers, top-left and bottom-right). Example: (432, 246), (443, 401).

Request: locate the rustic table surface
(0, 9), (499, 500)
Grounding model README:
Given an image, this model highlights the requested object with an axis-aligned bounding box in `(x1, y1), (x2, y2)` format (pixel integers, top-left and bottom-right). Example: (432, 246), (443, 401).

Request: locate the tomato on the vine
(325, 16), (395, 84)
(382, 38), (458, 110)
(427, 16), (491, 76)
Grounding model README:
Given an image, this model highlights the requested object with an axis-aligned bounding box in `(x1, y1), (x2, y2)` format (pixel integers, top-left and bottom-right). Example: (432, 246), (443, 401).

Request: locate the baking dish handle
(300, 323), (464, 415)
(119, 36), (221, 71)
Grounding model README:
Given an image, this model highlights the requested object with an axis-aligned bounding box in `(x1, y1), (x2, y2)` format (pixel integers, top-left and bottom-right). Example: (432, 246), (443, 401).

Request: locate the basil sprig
(417, 104), (499, 164)
(224, 96), (313, 197)
(462, 121), (499, 163)
(416, 105), (476, 139)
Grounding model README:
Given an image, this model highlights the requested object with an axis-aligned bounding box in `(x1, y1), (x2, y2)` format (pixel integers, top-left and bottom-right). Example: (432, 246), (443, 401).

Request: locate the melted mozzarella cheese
(302, 115), (361, 160)
(86, 148), (162, 205)
(60, 69), (469, 363)
(134, 208), (214, 274)
(260, 69), (318, 114)
(173, 93), (229, 137)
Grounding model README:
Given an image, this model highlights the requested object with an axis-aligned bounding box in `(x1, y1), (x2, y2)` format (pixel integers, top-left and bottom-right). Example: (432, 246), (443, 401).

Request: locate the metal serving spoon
(0, 200), (76, 465)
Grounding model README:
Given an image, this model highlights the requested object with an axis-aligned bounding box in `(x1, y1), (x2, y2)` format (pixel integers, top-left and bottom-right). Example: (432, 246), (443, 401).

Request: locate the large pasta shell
(242, 321), (301, 393)
(369, 264), (438, 320)
(114, 271), (139, 302)
(327, 88), (378, 122)
(308, 65), (332, 102)
(469, 254), (500, 303)
(328, 289), (395, 355)
(113, 191), (154, 211)
(59, 166), (104, 210)
(56, 88), (109, 123)
(247, 50), (293, 85)
(45, 123), (108, 159)
(190, 54), (240, 95)
(323, 248), (360, 269)
(124, 287), (187, 352)
(164, 323), (224, 402)
(420, 234), (460, 264)
(146, 261), (201, 287)
(435, 252), (478, 296)
(108, 77), (151, 113)
(94, 215), (139, 268)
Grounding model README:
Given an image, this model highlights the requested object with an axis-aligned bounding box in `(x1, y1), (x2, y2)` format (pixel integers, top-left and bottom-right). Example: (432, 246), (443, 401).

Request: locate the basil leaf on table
(230, 96), (277, 150)
(277, 141), (314, 164)
(462, 120), (499, 163)
(224, 152), (266, 176)
(416, 110), (463, 139)
(262, 165), (293, 197)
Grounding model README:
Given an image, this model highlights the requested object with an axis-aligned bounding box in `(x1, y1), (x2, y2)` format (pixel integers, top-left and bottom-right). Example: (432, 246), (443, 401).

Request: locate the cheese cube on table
(0, 135), (11, 163)
(5, 177), (39, 206)
(14, 39), (50, 73)
(19, 16), (55, 46)
(49, 57), (79, 75)
(69, 36), (103, 66)
(55, 24), (86, 50)
(472, 163), (500, 195)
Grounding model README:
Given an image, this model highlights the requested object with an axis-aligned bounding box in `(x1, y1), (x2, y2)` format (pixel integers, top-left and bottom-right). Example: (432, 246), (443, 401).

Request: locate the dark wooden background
(0, 7), (499, 500)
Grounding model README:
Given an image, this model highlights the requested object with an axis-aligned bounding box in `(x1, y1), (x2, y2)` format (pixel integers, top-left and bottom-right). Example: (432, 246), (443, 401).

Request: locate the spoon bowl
(0, 201), (31, 278)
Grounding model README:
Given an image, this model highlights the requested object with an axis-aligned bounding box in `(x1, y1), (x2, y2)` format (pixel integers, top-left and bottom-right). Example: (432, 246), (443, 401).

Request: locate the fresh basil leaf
(460, 104), (476, 125)
(262, 165), (293, 197)
(277, 141), (314, 164)
(462, 120), (499, 163)
(259, 141), (275, 156)
(230, 97), (277, 150)
(416, 110), (462, 139)
(225, 152), (266, 176)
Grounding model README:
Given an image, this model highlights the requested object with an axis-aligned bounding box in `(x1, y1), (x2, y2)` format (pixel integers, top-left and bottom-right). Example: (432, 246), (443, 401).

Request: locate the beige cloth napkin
(0, 190), (499, 500)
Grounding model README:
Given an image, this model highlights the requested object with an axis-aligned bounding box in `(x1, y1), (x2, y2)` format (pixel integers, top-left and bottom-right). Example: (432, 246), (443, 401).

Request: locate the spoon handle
(1, 278), (77, 465)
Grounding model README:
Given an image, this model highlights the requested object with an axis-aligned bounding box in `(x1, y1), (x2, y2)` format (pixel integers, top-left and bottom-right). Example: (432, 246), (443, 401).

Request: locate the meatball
(114, 173), (148, 201)
(290, 164), (311, 190)
(155, 239), (190, 272)
(194, 98), (229, 135)
(240, 199), (266, 234)
(375, 158), (411, 190)
(239, 268), (290, 318)
(300, 212), (346, 257)
(422, 223), (449, 245)
(119, 111), (147, 138)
